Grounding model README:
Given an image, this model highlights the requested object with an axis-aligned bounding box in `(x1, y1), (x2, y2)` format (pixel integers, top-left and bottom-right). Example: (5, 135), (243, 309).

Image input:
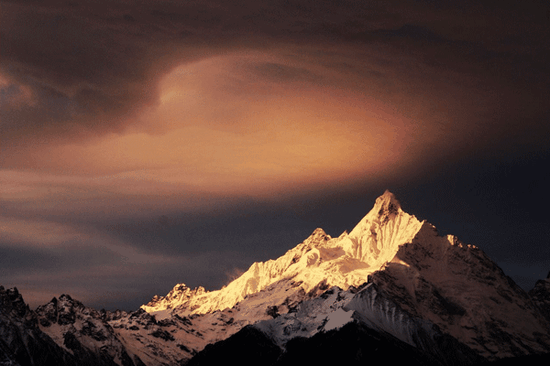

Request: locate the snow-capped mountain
(2, 191), (550, 365)
(142, 191), (550, 361)
(0, 286), (76, 366)
(34, 294), (144, 366)
(142, 191), (423, 317)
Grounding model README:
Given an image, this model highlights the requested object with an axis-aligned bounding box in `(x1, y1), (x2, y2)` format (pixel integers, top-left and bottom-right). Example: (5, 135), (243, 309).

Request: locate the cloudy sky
(1, 0), (549, 310)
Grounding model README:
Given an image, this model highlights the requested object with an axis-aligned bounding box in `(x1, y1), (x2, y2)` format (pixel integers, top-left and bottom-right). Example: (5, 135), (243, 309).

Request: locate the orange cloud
(5, 45), (545, 204)
(7, 53), (414, 198)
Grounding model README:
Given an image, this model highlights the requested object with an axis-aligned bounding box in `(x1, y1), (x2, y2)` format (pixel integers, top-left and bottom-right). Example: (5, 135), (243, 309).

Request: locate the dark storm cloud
(0, 241), (123, 272)
(0, 0), (220, 146)
(0, 208), (295, 309)
(2, 0), (548, 150)
(97, 202), (316, 257)
(0, 174), (318, 259)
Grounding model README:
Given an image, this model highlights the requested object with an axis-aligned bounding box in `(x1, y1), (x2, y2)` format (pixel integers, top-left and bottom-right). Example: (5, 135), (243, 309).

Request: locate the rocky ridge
(2, 191), (550, 365)
(529, 272), (550, 323)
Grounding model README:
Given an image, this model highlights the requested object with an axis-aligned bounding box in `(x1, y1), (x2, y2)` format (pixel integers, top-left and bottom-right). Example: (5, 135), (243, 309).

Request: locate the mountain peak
(374, 190), (401, 214)
(311, 227), (327, 236)
(303, 228), (331, 247)
(142, 191), (421, 317)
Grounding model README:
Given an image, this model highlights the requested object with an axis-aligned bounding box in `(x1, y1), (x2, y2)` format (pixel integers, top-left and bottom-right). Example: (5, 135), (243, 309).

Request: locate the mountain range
(2, 191), (549, 365)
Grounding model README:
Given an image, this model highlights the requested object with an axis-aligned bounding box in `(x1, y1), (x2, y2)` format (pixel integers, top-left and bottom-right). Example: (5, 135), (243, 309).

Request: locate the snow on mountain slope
(35, 294), (232, 366)
(142, 190), (550, 362)
(132, 190), (434, 362)
(367, 222), (550, 359)
(142, 190), (423, 318)
(0, 286), (77, 366)
(248, 283), (484, 366)
(35, 294), (143, 366)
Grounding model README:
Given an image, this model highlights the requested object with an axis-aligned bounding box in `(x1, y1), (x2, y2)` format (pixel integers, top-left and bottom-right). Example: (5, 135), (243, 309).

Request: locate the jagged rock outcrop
(142, 284), (207, 315)
(35, 294), (143, 366)
(0, 286), (77, 366)
(529, 272), (550, 323)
